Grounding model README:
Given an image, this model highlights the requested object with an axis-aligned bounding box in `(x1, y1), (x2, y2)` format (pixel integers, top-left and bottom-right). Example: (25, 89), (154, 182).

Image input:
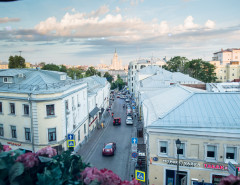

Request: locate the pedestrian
(101, 122), (104, 128)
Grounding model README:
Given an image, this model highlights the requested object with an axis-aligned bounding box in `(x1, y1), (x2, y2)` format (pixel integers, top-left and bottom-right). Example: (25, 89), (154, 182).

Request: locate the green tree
(103, 72), (113, 83)
(67, 68), (84, 79)
(41, 63), (60, 71)
(112, 75), (125, 90)
(163, 56), (189, 72)
(8, 55), (26, 68)
(60, 65), (67, 72)
(85, 67), (100, 77)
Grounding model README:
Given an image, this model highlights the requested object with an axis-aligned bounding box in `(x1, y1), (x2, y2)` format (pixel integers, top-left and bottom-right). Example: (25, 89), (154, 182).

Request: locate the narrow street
(78, 96), (134, 180)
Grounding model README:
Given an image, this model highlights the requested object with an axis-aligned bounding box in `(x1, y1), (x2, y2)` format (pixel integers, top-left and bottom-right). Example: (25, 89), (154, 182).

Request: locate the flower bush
(0, 143), (140, 185)
(16, 152), (39, 169)
(218, 174), (240, 185)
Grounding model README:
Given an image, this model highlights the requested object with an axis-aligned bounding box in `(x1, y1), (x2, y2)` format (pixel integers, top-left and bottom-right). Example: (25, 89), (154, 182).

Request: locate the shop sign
(7, 142), (21, 146)
(163, 159), (200, 167)
(204, 163), (240, 171)
(89, 116), (97, 127)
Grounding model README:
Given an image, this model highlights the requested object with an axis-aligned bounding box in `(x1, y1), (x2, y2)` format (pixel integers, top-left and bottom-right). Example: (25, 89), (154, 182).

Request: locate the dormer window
(60, 75), (66, 81)
(3, 77), (13, 83)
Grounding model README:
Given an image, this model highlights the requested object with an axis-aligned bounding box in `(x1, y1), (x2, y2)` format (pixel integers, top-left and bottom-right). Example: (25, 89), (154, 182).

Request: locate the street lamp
(176, 139), (181, 185)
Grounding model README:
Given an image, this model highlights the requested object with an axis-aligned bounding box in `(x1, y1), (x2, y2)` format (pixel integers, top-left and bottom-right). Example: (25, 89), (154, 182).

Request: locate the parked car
(113, 117), (121, 125)
(126, 116), (133, 125)
(125, 99), (130, 103)
(102, 142), (116, 156)
(127, 112), (133, 118)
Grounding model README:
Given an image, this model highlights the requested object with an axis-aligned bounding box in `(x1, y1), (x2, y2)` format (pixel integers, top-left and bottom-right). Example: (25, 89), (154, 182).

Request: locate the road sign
(135, 170), (145, 182)
(67, 140), (75, 147)
(68, 134), (74, 140)
(228, 161), (238, 176)
(132, 145), (137, 152)
(132, 152), (138, 158)
(132, 138), (138, 144)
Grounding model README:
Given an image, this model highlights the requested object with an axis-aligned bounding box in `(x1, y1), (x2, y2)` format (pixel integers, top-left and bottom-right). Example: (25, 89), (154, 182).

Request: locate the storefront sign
(204, 163), (240, 171)
(163, 159), (200, 167)
(7, 142), (21, 146)
(89, 116), (97, 127)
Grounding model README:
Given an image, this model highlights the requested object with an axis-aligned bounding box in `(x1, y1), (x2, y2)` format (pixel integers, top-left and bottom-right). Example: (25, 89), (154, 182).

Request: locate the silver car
(126, 116), (133, 125)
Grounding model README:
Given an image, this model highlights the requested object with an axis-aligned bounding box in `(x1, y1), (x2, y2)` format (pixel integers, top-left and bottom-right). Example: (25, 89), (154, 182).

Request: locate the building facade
(109, 49), (123, 70)
(0, 69), (89, 153)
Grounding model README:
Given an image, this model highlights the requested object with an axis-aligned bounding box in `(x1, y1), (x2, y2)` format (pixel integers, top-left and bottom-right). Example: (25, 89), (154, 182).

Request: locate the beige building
(0, 62), (8, 69)
(210, 48), (240, 82)
(0, 69), (89, 153)
(139, 86), (240, 185)
(109, 49), (123, 70)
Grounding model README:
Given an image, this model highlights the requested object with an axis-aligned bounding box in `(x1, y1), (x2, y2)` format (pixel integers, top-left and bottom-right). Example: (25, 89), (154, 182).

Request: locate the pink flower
(16, 152), (39, 169)
(36, 146), (57, 158)
(218, 175), (240, 185)
(0, 145), (12, 152)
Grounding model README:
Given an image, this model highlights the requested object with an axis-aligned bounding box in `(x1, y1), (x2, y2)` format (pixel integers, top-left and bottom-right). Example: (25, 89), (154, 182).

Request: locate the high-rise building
(109, 49), (123, 70)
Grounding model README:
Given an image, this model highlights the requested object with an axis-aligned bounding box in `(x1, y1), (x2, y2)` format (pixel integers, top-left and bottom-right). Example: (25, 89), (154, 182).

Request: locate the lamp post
(176, 139), (181, 185)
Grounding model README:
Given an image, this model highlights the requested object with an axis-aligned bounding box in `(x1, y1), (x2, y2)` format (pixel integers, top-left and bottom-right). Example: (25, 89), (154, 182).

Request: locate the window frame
(9, 103), (15, 115)
(48, 128), (56, 142)
(176, 142), (186, 159)
(158, 140), (169, 157)
(46, 104), (55, 116)
(23, 104), (29, 116)
(11, 125), (17, 138)
(0, 124), (4, 137)
(25, 128), (31, 141)
(78, 130), (80, 141)
(224, 145), (238, 164)
(205, 144), (218, 162)
(0, 102), (2, 113)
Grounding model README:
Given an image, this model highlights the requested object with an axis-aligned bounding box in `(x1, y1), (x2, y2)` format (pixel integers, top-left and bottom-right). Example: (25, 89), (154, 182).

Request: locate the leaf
(38, 156), (53, 163)
(8, 162), (24, 183)
(0, 159), (7, 170)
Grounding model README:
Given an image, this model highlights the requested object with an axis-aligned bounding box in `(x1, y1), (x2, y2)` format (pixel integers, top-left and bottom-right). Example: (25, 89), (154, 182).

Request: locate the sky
(0, 0), (240, 66)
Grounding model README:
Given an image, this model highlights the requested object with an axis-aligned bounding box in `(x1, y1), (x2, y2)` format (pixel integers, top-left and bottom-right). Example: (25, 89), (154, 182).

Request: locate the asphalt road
(80, 97), (134, 180)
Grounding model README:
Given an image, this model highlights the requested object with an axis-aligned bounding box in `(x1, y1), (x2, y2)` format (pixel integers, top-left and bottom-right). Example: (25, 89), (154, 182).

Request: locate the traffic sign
(68, 134), (74, 140)
(135, 170), (145, 182)
(67, 140), (75, 147)
(132, 152), (138, 158)
(132, 138), (138, 144)
(132, 145), (137, 152)
(228, 161), (238, 176)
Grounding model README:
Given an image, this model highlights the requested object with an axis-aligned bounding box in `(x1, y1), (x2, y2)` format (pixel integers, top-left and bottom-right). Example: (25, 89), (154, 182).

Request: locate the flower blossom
(0, 145), (12, 152)
(218, 174), (240, 185)
(36, 146), (57, 158)
(16, 152), (39, 169)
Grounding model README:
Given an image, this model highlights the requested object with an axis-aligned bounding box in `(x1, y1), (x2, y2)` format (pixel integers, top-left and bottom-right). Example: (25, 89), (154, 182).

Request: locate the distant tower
(110, 49), (123, 70)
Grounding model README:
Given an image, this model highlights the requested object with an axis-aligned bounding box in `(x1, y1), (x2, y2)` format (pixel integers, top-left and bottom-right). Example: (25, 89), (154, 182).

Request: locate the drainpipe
(28, 93), (35, 152)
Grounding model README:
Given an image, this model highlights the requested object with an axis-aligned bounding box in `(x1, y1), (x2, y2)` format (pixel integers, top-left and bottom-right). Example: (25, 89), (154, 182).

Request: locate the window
(0, 124), (3, 136)
(10, 103), (15, 114)
(11, 126), (17, 138)
(232, 73), (234, 76)
(72, 97), (74, 110)
(177, 143), (185, 157)
(159, 141), (168, 155)
(132, 77), (133, 81)
(78, 130), (80, 141)
(25, 128), (31, 141)
(84, 124), (86, 134)
(48, 128), (56, 142)
(224, 76), (226, 79)
(23, 104), (29, 115)
(0, 102), (2, 113)
(46, 104), (55, 116)
(207, 145), (216, 159)
(226, 147), (237, 160)
(3, 77), (13, 83)
(65, 100), (69, 110)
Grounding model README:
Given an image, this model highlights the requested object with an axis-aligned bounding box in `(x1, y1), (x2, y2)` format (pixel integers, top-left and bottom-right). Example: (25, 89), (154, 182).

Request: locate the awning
(89, 107), (100, 118)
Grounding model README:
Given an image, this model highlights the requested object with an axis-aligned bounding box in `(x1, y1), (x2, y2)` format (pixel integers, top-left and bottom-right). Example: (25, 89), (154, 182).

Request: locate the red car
(102, 142), (116, 156)
(113, 117), (121, 125)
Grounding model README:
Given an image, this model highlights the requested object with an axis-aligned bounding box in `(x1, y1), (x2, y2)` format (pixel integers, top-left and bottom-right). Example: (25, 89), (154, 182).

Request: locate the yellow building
(0, 62), (8, 69)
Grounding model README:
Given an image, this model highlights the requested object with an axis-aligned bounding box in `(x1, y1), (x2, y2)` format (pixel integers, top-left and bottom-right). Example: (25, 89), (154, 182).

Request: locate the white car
(126, 116), (133, 125)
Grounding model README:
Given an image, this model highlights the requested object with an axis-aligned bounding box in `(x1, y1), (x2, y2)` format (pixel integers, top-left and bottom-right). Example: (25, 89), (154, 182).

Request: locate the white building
(143, 88), (240, 185)
(0, 69), (88, 153)
(128, 58), (166, 94)
(206, 82), (240, 92)
(212, 48), (240, 64)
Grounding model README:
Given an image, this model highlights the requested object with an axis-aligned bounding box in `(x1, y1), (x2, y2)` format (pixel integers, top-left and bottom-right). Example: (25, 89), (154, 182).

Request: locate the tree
(163, 56), (188, 72)
(111, 75), (125, 90)
(8, 55), (26, 68)
(103, 72), (113, 83)
(85, 67), (101, 77)
(67, 68), (84, 79)
(41, 63), (60, 71)
(60, 65), (67, 72)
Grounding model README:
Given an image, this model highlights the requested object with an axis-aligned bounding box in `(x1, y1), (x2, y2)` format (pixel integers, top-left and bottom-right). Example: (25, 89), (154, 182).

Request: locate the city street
(78, 96), (134, 181)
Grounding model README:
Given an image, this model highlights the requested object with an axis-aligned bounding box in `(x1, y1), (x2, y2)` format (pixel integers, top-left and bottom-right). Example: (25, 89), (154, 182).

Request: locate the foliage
(67, 67), (84, 79)
(103, 72), (113, 83)
(111, 75), (125, 90)
(163, 56), (217, 83)
(85, 67), (101, 77)
(218, 174), (240, 185)
(8, 55), (26, 68)
(41, 63), (60, 71)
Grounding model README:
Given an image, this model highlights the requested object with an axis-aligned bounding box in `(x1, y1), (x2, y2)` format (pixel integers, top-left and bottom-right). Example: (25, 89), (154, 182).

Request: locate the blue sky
(0, 0), (240, 66)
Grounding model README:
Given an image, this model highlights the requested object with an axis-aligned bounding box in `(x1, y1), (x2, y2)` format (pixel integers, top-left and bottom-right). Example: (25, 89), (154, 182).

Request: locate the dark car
(102, 142), (116, 156)
(113, 117), (121, 125)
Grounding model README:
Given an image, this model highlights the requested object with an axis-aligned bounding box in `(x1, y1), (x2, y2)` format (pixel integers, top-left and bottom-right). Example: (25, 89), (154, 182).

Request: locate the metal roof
(150, 92), (240, 129)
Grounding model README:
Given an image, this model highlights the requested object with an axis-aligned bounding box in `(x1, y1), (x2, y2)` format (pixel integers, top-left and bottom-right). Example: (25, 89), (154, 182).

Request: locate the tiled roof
(150, 92), (240, 129)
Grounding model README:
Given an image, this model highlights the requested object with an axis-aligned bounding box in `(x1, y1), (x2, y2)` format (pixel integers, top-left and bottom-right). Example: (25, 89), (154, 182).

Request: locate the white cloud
(0, 17), (20, 23)
(205, 20), (215, 29)
(115, 6), (121, 13)
(88, 5), (109, 18)
(71, 8), (76, 13)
